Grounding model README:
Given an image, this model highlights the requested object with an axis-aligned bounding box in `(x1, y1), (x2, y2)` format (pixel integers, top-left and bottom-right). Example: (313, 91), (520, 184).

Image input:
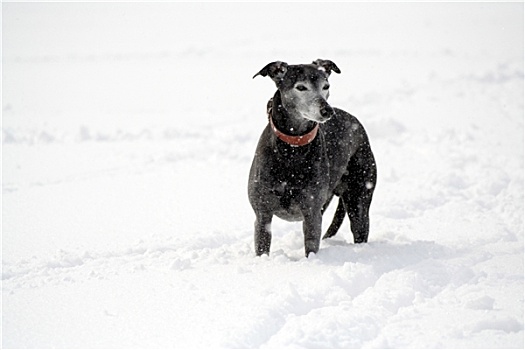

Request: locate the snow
(2, 2), (524, 348)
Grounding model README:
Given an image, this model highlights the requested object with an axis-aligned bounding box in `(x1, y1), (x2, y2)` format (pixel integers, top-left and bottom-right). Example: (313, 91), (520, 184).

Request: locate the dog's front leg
(302, 209), (322, 257)
(254, 212), (273, 256)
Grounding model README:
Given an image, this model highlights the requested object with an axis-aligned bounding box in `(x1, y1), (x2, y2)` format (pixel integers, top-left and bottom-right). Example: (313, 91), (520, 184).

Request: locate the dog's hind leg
(322, 197), (345, 240)
(343, 141), (377, 244)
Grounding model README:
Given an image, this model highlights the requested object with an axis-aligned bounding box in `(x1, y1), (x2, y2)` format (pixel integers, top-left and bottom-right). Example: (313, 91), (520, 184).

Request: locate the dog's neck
(270, 91), (318, 136)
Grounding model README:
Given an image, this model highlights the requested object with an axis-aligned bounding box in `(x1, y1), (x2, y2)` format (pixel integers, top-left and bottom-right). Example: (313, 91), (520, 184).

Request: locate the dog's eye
(323, 84), (330, 90)
(295, 85), (308, 91)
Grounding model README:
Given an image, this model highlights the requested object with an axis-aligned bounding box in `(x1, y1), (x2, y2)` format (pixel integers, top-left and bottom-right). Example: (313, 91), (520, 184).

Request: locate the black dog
(248, 59), (377, 257)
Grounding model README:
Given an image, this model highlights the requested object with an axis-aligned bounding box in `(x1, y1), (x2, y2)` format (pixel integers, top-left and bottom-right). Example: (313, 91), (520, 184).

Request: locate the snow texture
(2, 2), (524, 348)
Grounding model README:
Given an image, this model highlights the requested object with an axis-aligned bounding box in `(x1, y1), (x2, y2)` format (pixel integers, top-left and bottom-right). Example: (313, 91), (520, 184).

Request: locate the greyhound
(248, 59), (377, 257)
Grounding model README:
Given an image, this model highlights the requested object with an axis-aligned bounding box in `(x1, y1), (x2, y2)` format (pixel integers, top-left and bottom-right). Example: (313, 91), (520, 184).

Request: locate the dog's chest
(267, 145), (327, 186)
(263, 144), (329, 205)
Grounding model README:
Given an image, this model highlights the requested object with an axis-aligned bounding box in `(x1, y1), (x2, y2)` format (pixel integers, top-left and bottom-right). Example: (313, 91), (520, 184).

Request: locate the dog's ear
(312, 59), (341, 76)
(253, 61), (289, 84)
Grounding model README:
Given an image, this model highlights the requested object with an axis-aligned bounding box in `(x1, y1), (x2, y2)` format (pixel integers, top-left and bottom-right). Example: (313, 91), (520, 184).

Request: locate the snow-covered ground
(2, 2), (524, 348)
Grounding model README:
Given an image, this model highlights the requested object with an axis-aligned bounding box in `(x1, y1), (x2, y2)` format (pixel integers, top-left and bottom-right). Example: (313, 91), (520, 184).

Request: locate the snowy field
(2, 2), (524, 348)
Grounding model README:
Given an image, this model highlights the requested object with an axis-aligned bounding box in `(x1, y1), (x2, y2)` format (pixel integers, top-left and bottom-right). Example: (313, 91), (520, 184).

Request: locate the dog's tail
(322, 197), (346, 240)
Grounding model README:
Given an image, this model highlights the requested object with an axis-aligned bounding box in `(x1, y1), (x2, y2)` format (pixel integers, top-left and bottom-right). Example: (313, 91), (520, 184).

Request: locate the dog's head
(253, 59), (341, 123)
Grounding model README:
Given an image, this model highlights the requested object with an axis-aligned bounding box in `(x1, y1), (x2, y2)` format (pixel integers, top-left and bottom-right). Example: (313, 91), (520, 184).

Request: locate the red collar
(269, 117), (319, 147)
(266, 98), (319, 147)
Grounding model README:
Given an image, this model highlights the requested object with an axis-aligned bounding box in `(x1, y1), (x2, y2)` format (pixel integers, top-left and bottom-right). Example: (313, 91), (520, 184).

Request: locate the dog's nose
(320, 105), (335, 120)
